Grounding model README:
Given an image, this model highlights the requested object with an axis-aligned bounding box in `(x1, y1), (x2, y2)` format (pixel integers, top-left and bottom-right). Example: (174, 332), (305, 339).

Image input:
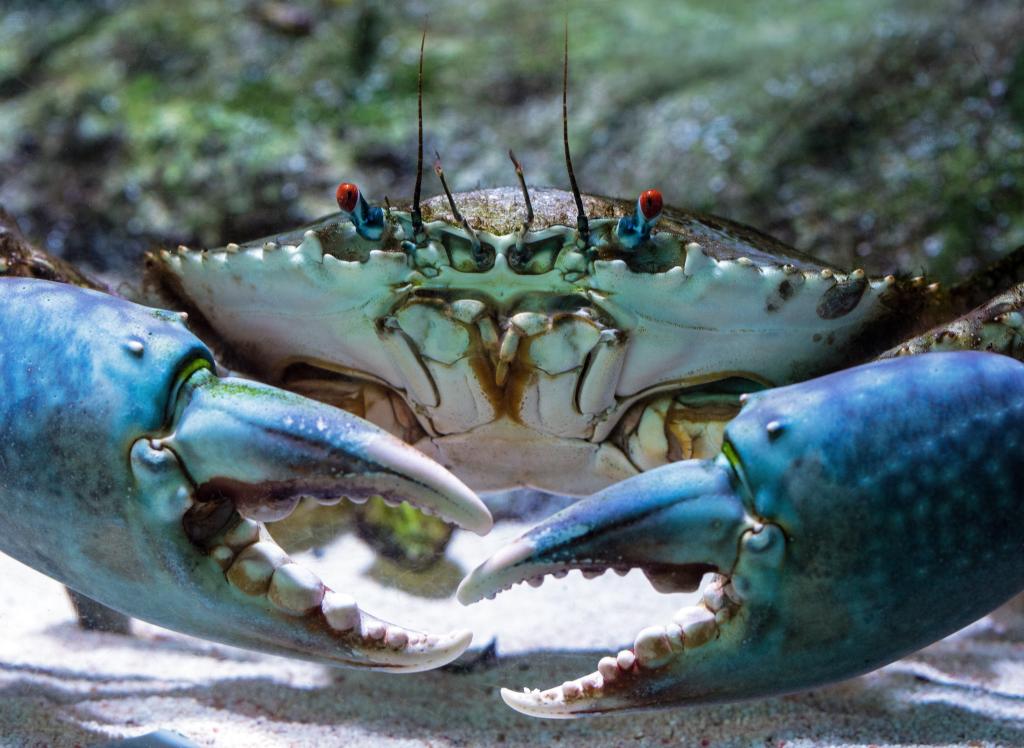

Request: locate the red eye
(336, 182), (360, 213)
(639, 189), (663, 220)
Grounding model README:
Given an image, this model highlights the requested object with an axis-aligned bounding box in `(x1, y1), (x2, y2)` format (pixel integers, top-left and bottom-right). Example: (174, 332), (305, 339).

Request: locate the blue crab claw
(0, 278), (491, 671)
(460, 351), (1024, 716)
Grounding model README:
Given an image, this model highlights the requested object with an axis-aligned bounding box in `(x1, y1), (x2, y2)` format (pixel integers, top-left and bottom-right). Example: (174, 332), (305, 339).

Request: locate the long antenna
(508, 149), (534, 267)
(509, 149), (534, 231)
(434, 151), (481, 257)
(562, 17), (589, 245)
(433, 151), (465, 224)
(411, 24), (426, 240)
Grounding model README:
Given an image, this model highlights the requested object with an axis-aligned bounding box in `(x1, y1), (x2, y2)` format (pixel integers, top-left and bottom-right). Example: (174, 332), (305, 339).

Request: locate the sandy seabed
(2, 521), (1022, 748)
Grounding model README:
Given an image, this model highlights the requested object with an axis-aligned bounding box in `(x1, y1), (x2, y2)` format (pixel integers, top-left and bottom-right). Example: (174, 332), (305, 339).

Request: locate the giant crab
(2, 25), (1024, 719)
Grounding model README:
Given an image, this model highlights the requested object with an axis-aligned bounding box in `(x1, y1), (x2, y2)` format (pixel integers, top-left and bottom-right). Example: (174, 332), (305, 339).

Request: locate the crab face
(150, 187), (925, 497)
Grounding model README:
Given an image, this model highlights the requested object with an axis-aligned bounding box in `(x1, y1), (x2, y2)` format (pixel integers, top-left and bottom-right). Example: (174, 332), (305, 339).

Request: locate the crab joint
(336, 182), (386, 241)
(615, 189), (663, 249)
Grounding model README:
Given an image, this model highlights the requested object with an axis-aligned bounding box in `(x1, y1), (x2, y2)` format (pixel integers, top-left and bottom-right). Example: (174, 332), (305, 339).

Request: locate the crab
(141, 175), (1024, 715)
(3, 32), (1024, 720)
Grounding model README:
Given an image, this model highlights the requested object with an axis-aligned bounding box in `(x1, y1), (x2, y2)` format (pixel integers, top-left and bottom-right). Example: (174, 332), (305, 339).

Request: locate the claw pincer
(0, 278), (490, 670)
(464, 351), (1024, 715)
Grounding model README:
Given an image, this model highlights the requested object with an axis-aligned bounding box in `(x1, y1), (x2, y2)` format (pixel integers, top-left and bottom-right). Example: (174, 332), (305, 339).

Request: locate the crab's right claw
(0, 278), (490, 672)
(462, 351), (1024, 716)
(155, 367), (492, 670)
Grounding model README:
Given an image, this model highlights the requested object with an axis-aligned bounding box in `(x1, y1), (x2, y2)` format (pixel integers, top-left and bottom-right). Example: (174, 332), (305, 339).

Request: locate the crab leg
(0, 278), (491, 671)
(460, 351), (1024, 715)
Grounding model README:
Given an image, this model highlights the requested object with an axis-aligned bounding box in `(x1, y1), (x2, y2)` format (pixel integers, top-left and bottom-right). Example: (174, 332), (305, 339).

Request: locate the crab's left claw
(0, 278), (491, 671)
(461, 351), (1024, 715)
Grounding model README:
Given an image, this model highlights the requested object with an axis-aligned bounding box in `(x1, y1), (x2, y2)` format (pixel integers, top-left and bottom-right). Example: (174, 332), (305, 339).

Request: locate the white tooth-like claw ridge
(268, 562), (325, 614)
(597, 656), (619, 682)
(385, 627), (409, 649)
(493, 577), (739, 715)
(500, 687), (578, 719)
(210, 544), (234, 569)
(223, 518), (260, 550)
(673, 605), (718, 648)
(354, 625), (474, 671)
(457, 538), (536, 604)
(207, 516), (471, 670)
(226, 540), (289, 595)
(561, 680), (582, 698)
(322, 591), (360, 631)
(581, 673), (603, 695)
(633, 625), (674, 669)
(616, 649), (636, 670)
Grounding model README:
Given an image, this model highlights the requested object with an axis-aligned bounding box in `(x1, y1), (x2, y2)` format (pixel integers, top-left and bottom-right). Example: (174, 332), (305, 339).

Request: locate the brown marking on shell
(766, 278), (798, 313)
(816, 278), (868, 320)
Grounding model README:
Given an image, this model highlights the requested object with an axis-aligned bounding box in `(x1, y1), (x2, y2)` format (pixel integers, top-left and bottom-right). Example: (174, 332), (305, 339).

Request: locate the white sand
(2, 522), (1022, 747)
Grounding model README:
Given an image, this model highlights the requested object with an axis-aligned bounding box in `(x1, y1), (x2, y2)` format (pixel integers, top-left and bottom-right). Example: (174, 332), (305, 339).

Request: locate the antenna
(433, 152), (465, 224)
(411, 24), (426, 241)
(434, 151), (482, 258)
(508, 149), (534, 266)
(562, 17), (589, 246)
(509, 149), (534, 232)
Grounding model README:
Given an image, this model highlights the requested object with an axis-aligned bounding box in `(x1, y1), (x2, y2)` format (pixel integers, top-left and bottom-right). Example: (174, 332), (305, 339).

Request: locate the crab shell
(150, 187), (919, 496)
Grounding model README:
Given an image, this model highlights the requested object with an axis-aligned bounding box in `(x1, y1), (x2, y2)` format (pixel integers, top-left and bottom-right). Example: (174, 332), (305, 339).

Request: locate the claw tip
(457, 538), (534, 605)
(500, 687), (574, 719)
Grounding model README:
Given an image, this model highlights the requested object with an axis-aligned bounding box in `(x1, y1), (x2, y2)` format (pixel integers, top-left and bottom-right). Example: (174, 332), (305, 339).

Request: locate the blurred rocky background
(1, 0), (1023, 284)
(2, 7), (1024, 743)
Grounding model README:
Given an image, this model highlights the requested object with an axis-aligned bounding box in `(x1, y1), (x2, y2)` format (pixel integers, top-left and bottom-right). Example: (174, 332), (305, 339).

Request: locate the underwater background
(2, 1), (1024, 745)
(2, 0), (1023, 284)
